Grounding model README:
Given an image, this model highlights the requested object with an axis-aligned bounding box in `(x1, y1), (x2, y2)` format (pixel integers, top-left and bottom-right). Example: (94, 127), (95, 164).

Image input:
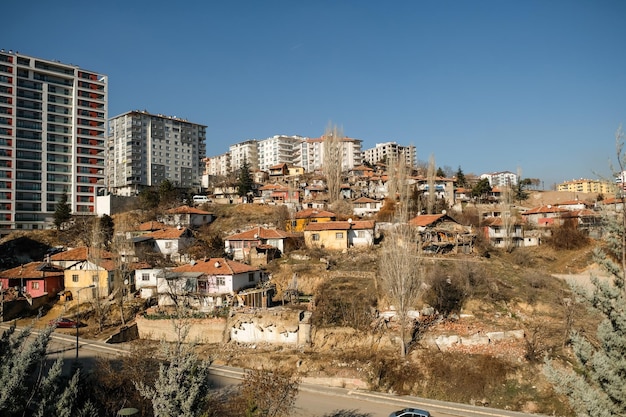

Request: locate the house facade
(158, 205), (215, 229)
(286, 208), (336, 232)
(303, 220), (375, 250)
(352, 197), (382, 217)
(224, 226), (300, 262)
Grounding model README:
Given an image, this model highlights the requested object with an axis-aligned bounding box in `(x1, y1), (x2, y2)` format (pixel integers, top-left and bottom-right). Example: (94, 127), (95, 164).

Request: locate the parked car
(49, 317), (86, 328)
(388, 408), (431, 417)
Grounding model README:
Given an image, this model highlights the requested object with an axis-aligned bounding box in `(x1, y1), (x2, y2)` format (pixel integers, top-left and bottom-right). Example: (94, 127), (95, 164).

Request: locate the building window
(92, 274), (98, 284)
(248, 273), (255, 282)
(72, 274), (79, 283)
(335, 232), (343, 239)
(312, 233), (320, 241)
(142, 273), (150, 281)
(31, 282), (39, 290)
(216, 277), (225, 286)
(165, 242), (172, 249)
(357, 231), (365, 238)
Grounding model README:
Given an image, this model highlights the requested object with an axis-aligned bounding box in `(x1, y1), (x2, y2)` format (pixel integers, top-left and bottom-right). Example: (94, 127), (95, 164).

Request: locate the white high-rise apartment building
(298, 136), (363, 172)
(363, 142), (416, 167)
(0, 50), (107, 230)
(258, 135), (304, 171)
(480, 171), (518, 187)
(229, 140), (259, 172)
(107, 110), (206, 196)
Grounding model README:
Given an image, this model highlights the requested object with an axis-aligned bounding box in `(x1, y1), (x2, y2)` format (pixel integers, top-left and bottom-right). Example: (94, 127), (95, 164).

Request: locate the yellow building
(303, 220), (375, 250)
(286, 208), (336, 232)
(557, 179), (615, 194)
(64, 258), (115, 301)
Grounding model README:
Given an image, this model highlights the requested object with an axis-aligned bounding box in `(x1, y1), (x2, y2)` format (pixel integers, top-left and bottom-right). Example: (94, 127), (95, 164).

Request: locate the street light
(75, 284), (95, 360)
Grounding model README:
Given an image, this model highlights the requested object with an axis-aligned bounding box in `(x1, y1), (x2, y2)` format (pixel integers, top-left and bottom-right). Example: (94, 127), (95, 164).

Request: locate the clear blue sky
(3, 0), (626, 188)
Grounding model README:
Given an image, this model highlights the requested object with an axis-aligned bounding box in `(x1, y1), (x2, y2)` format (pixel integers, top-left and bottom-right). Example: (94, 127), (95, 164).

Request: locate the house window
(312, 233), (320, 241)
(335, 232), (343, 239)
(165, 242), (172, 249)
(216, 277), (225, 286)
(92, 274), (98, 284)
(248, 273), (254, 282)
(357, 231), (365, 238)
(142, 273), (150, 281)
(31, 282), (39, 290)
(72, 274), (78, 283)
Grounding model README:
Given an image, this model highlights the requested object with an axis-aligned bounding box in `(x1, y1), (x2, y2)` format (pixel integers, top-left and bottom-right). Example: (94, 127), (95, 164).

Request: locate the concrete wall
(136, 314), (227, 344)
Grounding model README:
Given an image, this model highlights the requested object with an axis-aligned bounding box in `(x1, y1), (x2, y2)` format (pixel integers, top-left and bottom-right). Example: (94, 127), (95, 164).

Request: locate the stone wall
(136, 314), (227, 344)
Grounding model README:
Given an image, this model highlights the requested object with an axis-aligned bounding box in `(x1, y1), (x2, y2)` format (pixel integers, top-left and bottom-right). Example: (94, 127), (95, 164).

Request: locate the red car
(49, 317), (86, 328)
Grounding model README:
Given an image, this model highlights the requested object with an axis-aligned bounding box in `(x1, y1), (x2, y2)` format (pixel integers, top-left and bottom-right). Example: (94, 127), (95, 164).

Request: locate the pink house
(0, 261), (64, 301)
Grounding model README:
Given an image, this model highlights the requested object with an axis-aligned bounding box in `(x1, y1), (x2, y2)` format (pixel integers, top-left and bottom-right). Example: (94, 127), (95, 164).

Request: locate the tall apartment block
(0, 51), (107, 230)
(299, 136), (363, 172)
(229, 140), (259, 172)
(107, 110), (206, 196)
(362, 141), (416, 167)
(258, 135), (304, 171)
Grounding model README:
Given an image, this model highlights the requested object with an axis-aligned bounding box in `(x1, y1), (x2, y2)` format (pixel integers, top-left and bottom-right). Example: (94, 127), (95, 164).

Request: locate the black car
(388, 408), (431, 417)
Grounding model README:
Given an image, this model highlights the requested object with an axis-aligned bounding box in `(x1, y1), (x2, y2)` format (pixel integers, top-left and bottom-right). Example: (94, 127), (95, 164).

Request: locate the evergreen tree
(135, 336), (213, 417)
(455, 166), (467, 188)
(471, 178), (492, 202)
(53, 192), (72, 230)
(0, 323), (97, 417)
(237, 158), (254, 198)
(99, 214), (115, 250)
(436, 167), (445, 177)
(544, 127), (626, 416)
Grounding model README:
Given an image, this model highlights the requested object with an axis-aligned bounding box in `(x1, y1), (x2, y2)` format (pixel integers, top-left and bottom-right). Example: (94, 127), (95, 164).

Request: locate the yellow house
(303, 220), (375, 250)
(286, 208), (336, 232)
(64, 258), (116, 301)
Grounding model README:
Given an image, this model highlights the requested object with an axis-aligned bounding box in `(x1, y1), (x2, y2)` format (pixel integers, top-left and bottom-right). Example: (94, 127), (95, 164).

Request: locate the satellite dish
(123, 279), (129, 285)
(348, 218), (352, 223)
(214, 261), (220, 268)
(441, 210), (446, 215)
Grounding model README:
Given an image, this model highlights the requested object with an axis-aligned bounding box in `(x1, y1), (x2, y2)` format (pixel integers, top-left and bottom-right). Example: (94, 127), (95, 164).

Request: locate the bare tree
(323, 123), (344, 205)
(378, 224), (424, 357)
(426, 154), (436, 215)
(237, 368), (300, 417)
(87, 219), (111, 333)
(386, 155), (411, 223)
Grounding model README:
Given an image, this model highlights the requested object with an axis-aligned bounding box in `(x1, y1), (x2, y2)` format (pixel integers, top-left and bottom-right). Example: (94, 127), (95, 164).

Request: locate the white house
(352, 197), (383, 217)
(140, 227), (195, 263)
(158, 205), (215, 229)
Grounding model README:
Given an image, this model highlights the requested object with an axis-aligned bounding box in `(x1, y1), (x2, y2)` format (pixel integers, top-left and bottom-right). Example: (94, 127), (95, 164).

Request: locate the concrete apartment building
(557, 178), (614, 194)
(480, 171), (518, 187)
(298, 136), (363, 172)
(0, 50), (107, 230)
(362, 141), (416, 167)
(258, 135), (304, 171)
(106, 110), (206, 196)
(229, 140), (259, 172)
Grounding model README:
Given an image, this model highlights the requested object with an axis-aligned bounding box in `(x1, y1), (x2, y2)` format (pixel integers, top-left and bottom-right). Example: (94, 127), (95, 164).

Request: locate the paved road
(2, 323), (543, 417)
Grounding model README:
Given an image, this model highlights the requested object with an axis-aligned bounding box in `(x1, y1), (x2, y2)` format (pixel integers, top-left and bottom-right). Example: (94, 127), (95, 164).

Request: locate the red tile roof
(353, 197), (378, 203)
(144, 227), (190, 239)
(166, 205), (211, 214)
(173, 258), (258, 275)
(304, 220), (375, 231)
(409, 214), (446, 227)
(225, 226), (297, 241)
(294, 208), (336, 219)
(138, 221), (168, 231)
(522, 205), (570, 215)
(1, 262), (64, 279)
(50, 247), (114, 261)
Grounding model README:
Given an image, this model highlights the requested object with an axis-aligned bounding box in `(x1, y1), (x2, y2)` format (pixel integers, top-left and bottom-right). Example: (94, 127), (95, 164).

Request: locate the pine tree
(544, 127), (626, 416)
(455, 166), (467, 188)
(0, 323), (97, 417)
(135, 335), (213, 417)
(237, 158), (253, 198)
(53, 192), (72, 230)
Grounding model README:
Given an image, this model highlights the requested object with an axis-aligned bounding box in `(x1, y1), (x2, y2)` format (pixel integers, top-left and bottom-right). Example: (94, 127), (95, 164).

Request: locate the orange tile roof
(166, 205), (211, 214)
(138, 221), (168, 231)
(144, 227), (190, 239)
(522, 205), (570, 215)
(409, 214), (446, 227)
(304, 220), (375, 231)
(353, 197), (378, 203)
(50, 247), (114, 261)
(294, 208), (336, 219)
(225, 226), (297, 240)
(173, 258), (258, 274)
(1, 262), (64, 278)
